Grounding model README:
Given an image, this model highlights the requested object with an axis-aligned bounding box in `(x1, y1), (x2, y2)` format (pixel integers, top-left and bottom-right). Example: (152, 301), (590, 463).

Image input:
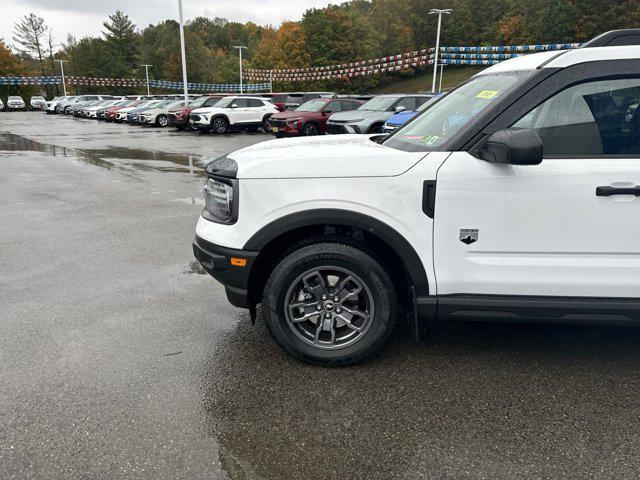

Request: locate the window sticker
(476, 90), (499, 99)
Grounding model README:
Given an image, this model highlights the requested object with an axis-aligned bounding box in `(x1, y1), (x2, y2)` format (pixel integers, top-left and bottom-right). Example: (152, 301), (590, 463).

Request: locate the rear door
(434, 72), (640, 299)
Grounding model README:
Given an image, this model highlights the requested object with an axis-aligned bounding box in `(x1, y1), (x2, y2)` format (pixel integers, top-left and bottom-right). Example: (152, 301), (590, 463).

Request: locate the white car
(30, 96), (46, 110)
(189, 96), (277, 133)
(139, 100), (184, 127)
(7, 96), (25, 110)
(0, 98), (4, 111)
(83, 99), (121, 119)
(193, 30), (640, 365)
(45, 96), (68, 114)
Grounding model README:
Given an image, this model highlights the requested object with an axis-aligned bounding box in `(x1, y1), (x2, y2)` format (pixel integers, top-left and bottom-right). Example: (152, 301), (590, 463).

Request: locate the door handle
(596, 186), (640, 197)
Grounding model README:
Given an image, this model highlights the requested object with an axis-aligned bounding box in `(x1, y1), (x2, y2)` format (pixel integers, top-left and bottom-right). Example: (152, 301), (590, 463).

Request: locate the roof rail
(581, 29), (640, 48)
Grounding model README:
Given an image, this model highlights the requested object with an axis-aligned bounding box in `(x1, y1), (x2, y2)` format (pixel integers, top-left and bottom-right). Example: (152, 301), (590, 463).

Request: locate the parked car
(104, 100), (137, 121)
(327, 94), (434, 134)
(96, 99), (129, 120)
(283, 92), (335, 110)
(168, 95), (226, 130)
(189, 96), (278, 134)
(7, 96), (26, 111)
(58, 95), (106, 114)
(29, 95), (46, 110)
(45, 96), (70, 114)
(84, 99), (122, 119)
(0, 98), (4, 111)
(139, 100), (185, 127)
(126, 100), (165, 124)
(192, 30), (640, 365)
(269, 98), (364, 137)
(115, 100), (155, 122)
(267, 93), (290, 112)
(383, 94), (442, 133)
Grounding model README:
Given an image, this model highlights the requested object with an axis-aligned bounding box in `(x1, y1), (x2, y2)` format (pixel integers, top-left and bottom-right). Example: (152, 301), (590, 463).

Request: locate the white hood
(227, 135), (427, 179)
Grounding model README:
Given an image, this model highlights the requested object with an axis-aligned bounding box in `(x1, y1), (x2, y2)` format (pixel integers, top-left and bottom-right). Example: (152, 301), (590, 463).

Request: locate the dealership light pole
(141, 64), (153, 95)
(233, 45), (247, 94)
(429, 8), (452, 94)
(439, 63), (445, 92)
(57, 59), (68, 96)
(177, 0), (189, 105)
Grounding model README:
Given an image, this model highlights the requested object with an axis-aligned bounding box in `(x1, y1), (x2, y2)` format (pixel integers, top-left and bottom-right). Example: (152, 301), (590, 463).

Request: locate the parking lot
(3, 112), (640, 479)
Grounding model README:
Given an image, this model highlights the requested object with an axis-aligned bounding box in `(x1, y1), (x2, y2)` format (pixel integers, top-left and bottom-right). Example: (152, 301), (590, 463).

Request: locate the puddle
(0, 132), (206, 176)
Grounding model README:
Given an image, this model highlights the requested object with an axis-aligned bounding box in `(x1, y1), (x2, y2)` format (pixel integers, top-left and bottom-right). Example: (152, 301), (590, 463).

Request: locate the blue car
(383, 94), (443, 133)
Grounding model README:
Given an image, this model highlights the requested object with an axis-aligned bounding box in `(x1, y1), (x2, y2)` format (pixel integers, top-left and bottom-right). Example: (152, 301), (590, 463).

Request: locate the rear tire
(262, 242), (397, 366)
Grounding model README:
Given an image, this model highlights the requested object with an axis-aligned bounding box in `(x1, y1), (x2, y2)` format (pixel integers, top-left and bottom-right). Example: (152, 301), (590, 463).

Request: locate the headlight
(202, 178), (236, 224)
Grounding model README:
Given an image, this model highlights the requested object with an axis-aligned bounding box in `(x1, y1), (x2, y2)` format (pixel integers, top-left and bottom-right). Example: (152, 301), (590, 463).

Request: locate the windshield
(359, 96), (401, 111)
(295, 100), (326, 112)
(9, 96), (21, 100)
(189, 96), (215, 107)
(215, 97), (236, 108)
(383, 72), (530, 152)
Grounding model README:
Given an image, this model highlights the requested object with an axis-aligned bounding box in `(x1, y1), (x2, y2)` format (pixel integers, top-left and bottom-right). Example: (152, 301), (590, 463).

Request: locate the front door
(434, 76), (640, 298)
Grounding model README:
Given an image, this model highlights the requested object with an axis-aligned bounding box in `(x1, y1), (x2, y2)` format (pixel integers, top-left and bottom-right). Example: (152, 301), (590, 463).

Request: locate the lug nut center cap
(324, 302), (335, 311)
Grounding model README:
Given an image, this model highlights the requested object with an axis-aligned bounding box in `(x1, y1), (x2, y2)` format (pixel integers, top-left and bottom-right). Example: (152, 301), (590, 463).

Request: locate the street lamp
(233, 46), (247, 94)
(56, 59), (68, 96)
(177, 0), (189, 105)
(140, 64), (153, 96)
(428, 8), (452, 94)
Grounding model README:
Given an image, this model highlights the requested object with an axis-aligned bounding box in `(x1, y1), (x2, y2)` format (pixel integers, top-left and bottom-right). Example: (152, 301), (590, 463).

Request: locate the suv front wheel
(262, 242), (397, 365)
(211, 117), (229, 134)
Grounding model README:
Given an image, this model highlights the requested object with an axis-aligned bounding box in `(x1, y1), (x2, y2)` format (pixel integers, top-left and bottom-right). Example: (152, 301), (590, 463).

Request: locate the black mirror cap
(478, 128), (543, 166)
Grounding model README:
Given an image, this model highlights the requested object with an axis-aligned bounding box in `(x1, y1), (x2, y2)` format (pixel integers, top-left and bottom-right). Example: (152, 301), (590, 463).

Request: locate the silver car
(326, 94), (434, 134)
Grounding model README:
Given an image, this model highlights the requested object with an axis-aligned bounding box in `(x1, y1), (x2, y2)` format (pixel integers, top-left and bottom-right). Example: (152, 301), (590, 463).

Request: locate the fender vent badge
(460, 229), (478, 245)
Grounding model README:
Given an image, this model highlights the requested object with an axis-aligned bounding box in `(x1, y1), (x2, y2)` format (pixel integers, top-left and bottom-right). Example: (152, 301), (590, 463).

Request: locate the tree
(13, 13), (48, 76)
(102, 10), (140, 77)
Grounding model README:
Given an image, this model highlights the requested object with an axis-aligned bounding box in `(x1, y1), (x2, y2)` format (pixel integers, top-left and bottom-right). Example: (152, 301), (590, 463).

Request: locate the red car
(269, 97), (363, 137)
(168, 95), (227, 130)
(105, 100), (138, 122)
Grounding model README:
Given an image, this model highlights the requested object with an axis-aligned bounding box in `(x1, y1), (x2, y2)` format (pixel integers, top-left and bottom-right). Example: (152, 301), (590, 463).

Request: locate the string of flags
(0, 42), (583, 88)
(245, 42), (582, 81)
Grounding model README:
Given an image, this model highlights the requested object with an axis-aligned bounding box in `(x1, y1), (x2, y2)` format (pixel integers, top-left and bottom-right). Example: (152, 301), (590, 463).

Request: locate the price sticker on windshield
(476, 90), (499, 99)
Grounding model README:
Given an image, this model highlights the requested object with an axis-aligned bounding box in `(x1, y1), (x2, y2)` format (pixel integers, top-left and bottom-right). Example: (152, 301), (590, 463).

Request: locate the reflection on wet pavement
(0, 132), (205, 175)
(202, 317), (640, 479)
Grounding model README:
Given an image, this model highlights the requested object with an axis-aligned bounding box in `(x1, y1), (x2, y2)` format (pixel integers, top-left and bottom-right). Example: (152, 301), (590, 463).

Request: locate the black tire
(261, 115), (272, 133)
(262, 242), (397, 366)
(211, 116), (229, 134)
(156, 114), (168, 127)
(368, 123), (385, 134)
(302, 122), (320, 136)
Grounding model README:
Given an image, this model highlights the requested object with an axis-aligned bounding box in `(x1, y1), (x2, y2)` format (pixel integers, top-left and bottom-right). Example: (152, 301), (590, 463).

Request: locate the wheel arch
(244, 209), (430, 306)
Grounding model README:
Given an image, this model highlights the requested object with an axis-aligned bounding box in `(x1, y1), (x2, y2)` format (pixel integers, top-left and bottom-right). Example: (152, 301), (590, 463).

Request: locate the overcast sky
(1, 0), (335, 49)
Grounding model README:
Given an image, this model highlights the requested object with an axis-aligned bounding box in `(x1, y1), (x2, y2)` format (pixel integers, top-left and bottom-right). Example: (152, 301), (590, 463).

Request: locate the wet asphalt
(2, 112), (640, 480)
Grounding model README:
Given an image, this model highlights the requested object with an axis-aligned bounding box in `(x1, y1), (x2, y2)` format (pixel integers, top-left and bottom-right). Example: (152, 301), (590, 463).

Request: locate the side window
(231, 99), (249, 108)
(324, 101), (341, 113)
(248, 99), (264, 107)
(415, 97), (430, 108)
(205, 98), (219, 106)
(395, 97), (417, 111)
(513, 77), (640, 156)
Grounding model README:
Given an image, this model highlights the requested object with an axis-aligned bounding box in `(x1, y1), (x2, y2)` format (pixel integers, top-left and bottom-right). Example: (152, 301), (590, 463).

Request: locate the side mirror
(395, 105), (406, 113)
(230, 104), (238, 109)
(476, 128), (543, 166)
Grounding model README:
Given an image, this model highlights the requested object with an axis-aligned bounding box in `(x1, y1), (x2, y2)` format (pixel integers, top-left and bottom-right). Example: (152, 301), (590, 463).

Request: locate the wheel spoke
(291, 310), (320, 323)
(337, 305), (369, 331)
(335, 275), (362, 303)
(302, 271), (330, 301)
(314, 317), (336, 345)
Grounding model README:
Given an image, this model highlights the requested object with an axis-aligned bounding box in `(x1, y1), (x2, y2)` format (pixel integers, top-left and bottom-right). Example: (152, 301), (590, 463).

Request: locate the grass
(367, 66), (487, 94)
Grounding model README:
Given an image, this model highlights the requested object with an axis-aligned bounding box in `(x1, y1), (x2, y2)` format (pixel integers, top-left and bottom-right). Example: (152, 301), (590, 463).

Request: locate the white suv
(7, 96), (25, 110)
(190, 96), (277, 134)
(193, 30), (640, 365)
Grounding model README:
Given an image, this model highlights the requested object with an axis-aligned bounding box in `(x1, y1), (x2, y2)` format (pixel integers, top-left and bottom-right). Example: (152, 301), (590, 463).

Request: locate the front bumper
(327, 123), (361, 134)
(193, 235), (259, 308)
(168, 113), (188, 128)
(269, 119), (301, 136)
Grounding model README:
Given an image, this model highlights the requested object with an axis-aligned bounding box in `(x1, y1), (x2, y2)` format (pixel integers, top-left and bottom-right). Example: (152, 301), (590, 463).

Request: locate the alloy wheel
(284, 266), (374, 350)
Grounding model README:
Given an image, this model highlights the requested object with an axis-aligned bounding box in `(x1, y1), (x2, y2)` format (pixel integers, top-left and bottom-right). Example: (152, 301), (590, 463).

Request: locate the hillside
(366, 66), (487, 94)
